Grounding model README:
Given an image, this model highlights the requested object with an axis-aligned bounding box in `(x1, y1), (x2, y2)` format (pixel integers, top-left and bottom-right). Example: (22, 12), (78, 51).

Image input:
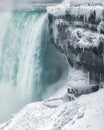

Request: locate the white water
(0, 12), (48, 123)
(0, 11), (68, 123)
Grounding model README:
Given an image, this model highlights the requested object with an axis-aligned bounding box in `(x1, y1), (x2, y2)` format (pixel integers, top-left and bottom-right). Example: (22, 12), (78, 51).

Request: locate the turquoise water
(0, 11), (68, 123)
(0, 12), (48, 122)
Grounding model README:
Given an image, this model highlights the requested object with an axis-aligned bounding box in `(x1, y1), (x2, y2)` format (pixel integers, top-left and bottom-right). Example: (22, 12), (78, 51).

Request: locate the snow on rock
(47, 0), (71, 17)
(0, 101), (84, 130)
(52, 22), (104, 50)
(0, 88), (104, 130)
(47, 0), (104, 23)
(68, 28), (104, 49)
(62, 89), (104, 130)
(70, 0), (104, 6)
(48, 5), (104, 22)
(48, 1), (104, 84)
(68, 6), (104, 22)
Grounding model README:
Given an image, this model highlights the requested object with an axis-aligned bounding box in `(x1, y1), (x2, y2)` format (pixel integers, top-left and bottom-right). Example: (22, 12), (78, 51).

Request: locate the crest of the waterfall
(0, 12), (48, 123)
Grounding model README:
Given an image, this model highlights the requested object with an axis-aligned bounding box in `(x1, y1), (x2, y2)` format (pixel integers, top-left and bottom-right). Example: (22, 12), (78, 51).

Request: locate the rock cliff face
(48, 5), (104, 85)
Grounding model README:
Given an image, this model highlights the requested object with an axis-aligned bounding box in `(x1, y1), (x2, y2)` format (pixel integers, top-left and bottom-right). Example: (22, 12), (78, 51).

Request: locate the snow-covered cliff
(48, 0), (104, 85)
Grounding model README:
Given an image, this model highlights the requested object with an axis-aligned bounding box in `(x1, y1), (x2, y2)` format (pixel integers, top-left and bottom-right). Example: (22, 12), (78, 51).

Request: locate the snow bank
(1, 88), (104, 130)
(0, 101), (84, 130)
(63, 89), (104, 130)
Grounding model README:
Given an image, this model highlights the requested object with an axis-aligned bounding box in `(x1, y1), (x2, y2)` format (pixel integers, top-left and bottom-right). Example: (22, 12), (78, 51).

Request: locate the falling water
(0, 10), (68, 123)
(0, 11), (48, 123)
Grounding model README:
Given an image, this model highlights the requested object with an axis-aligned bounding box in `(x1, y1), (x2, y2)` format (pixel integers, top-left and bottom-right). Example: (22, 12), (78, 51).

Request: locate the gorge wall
(48, 4), (104, 86)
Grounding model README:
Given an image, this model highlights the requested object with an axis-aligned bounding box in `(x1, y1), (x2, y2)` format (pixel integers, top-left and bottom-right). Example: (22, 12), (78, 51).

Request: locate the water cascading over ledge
(0, 11), (69, 123)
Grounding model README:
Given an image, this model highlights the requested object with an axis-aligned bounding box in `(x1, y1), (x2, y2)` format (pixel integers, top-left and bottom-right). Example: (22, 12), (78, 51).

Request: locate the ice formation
(47, 0), (104, 24)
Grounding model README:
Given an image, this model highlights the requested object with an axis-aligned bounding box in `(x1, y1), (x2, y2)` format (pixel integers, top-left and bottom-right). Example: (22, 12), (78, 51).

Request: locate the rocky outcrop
(48, 5), (104, 85)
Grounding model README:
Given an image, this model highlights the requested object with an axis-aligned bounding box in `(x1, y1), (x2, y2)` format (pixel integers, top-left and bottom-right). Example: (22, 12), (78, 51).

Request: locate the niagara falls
(0, 0), (104, 130)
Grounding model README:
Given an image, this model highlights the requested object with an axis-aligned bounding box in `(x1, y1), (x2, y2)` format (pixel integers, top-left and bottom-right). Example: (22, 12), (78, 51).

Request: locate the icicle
(83, 43), (85, 52)
(100, 73), (101, 82)
(95, 6), (103, 21)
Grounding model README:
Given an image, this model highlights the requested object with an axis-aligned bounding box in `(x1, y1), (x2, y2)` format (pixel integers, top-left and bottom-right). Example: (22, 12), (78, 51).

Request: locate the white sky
(0, 0), (63, 10)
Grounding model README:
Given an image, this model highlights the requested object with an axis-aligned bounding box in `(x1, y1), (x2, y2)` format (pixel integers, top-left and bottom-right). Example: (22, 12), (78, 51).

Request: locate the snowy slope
(63, 89), (104, 130)
(0, 88), (104, 130)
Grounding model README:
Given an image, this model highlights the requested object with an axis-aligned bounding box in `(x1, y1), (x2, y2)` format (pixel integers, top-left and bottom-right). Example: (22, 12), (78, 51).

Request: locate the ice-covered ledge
(47, 0), (104, 17)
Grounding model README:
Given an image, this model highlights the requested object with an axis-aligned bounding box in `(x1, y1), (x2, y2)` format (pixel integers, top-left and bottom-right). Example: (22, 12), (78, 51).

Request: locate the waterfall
(0, 11), (48, 123)
(0, 11), (68, 123)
